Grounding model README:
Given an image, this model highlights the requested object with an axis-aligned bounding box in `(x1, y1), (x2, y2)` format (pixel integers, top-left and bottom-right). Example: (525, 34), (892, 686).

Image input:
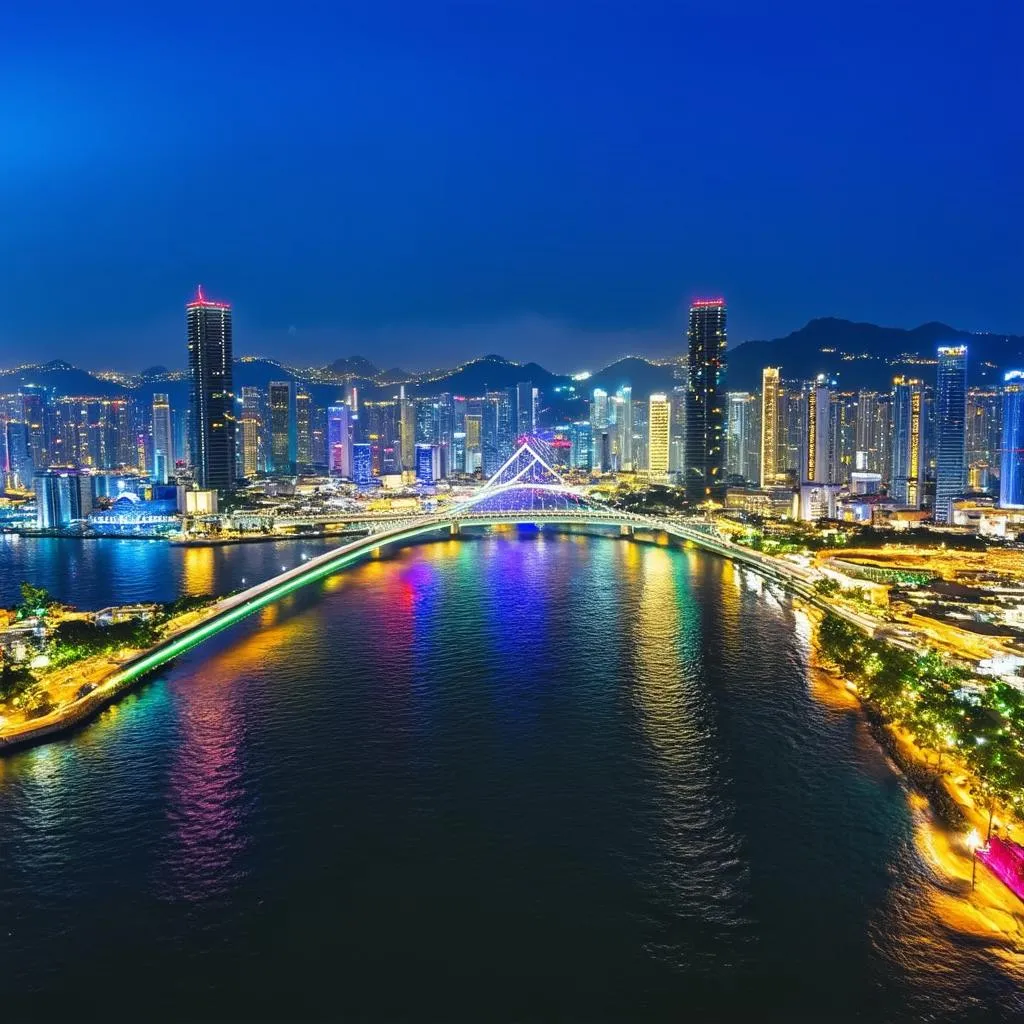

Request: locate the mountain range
(2, 320), (1023, 414)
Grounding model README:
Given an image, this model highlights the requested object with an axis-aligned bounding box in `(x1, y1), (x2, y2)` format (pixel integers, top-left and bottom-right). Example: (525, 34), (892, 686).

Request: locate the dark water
(0, 532), (1021, 1022)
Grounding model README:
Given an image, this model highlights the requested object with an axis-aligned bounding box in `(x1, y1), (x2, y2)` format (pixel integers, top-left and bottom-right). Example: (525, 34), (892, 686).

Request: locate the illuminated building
(268, 381), (292, 474)
(352, 442), (372, 485)
(725, 391), (759, 483)
(648, 393), (671, 477)
(1000, 370), (1024, 509)
(684, 298), (727, 501)
(891, 377), (925, 507)
(152, 393), (172, 484)
(616, 386), (633, 470)
(5, 419), (33, 489)
(629, 399), (647, 472)
(801, 378), (831, 485)
(19, 385), (48, 471)
(34, 468), (93, 528)
(415, 443), (442, 483)
(452, 431), (466, 473)
(187, 286), (235, 491)
(516, 381), (537, 436)
(240, 387), (261, 479)
(399, 387), (415, 470)
(327, 404), (352, 478)
(967, 387), (1002, 493)
(464, 413), (481, 473)
(760, 367), (781, 487)
(295, 388), (312, 469)
(590, 388), (610, 471)
(934, 345), (968, 523)
(569, 421), (592, 470)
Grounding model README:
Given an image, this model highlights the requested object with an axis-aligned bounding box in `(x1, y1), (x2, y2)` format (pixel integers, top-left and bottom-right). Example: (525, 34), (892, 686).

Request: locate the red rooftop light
(691, 298), (726, 307)
(186, 284), (231, 310)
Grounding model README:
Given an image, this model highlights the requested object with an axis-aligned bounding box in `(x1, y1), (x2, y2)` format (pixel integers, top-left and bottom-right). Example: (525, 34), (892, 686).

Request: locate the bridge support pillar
(620, 524), (634, 537)
(450, 521), (460, 536)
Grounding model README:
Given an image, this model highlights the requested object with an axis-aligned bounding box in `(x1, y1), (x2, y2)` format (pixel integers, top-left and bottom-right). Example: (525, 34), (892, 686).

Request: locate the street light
(966, 828), (982, 891)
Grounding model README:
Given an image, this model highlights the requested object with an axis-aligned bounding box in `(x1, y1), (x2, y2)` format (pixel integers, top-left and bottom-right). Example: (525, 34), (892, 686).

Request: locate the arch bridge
(101, 438), (824, 691)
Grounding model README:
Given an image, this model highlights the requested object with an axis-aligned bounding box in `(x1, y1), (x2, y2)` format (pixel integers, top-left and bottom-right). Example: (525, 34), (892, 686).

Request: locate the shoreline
(802, 603), (1024, 950)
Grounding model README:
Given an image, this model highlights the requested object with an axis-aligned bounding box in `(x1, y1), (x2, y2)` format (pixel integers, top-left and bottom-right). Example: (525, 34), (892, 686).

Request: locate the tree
(17, 582), (55, 620)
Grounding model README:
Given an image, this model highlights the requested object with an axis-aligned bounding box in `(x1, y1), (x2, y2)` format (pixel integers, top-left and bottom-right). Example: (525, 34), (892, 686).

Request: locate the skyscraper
(399, 387), (416, 471)
(515, 382), (537, 437)
(802, 378), (831, 485)
(295, 389), (312, 469)
(35, 469), (93, 528)
(269, 381), (292, 474)
(1000, 371), (1024, 509)
(187, 286), (235, 491)
(760, 367), (781, 488)
(891, 377), (925, 507)
(684, 298), (727, 501)
(240, 386), (262, 479)
(327, 404), (352, 478)
(726, 392), (758, 483)
(934, 345), (968, 523)
(616, 386), (633, 470)
(648, 394), (671, 477)
(152, 393), (172, 484)
(590, 388), (610, 471)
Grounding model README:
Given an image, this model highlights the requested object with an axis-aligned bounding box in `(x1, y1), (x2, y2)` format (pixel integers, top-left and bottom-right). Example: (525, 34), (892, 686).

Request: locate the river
(0, 531), (1021, 1021)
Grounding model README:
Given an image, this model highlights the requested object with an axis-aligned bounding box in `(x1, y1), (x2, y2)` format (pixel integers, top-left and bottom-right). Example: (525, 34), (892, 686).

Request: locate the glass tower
(684, 299), (727, 501)
(187, 286), (235, 491)
(1000, 371), (1024, 509)
(934, 345), (967, 523)
(890, 377), (925, 507)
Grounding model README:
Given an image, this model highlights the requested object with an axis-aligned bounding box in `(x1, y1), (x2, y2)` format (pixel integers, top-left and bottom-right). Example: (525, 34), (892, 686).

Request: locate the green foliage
(0, 661), (36, 700)
(16, 581), (56, 619)
(814, 577), (840, 597)
(47, 617), (160, 668)
(817, 613), (1024, 815)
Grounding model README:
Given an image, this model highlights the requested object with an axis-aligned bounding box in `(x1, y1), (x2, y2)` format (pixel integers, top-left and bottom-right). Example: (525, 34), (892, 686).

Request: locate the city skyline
(3, 3), (1021, 371)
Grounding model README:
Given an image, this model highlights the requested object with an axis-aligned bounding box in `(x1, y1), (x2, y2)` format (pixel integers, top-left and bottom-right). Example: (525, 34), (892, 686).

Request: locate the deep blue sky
(1, 1), (1021, 372)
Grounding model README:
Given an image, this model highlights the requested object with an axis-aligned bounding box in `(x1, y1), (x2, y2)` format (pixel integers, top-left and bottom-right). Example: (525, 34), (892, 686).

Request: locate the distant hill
(5, 317), (1023, 408)
(0, 361), (129, 398)
(324, 355), (380, 379)
(726, 318), (1024, 391)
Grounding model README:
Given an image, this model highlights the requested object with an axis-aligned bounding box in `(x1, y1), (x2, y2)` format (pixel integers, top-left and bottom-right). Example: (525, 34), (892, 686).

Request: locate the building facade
(684, 299), (726, 501)
(187, 286), (235, 491)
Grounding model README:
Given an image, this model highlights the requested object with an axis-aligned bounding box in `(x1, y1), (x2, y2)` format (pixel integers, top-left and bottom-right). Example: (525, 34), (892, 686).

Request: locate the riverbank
(803, 605), (1024, 951)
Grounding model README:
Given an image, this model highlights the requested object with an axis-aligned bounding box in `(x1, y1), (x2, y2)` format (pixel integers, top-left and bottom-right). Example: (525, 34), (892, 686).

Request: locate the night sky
(2, 1), (1020, 372)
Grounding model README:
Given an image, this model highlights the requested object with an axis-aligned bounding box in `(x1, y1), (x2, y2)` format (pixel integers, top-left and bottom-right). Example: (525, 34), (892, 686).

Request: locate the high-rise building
(802, 379), (831, 485)
(515, 382), (537, 437)
(327, 404), (352, 478)
(760, 367), (781, 487)
(934, 345), (968, 523)
(20, 386), (48, 472)
(34, 469), (93, 528)
(295, 389), (312, 469)
(725, 392), (759, 483)
(891, 377), (925, 507)
(589, 388), (610, 472)
(464, 413), (482, 474)
(399, 387), (416, 471)
(240, 386), (262, 479)
(268, 381), (292, 474)
(616, 386), (633, 470)
(1000, 371), (1024, 509)
(151, 393), (172, 484)
(187, 286), (235, 491)
(648, 394), (671, 477)
(352, 442), (372, 485)
(631, 399), (648, 472)
(684, 298), (727, 501)
(569, 421), (592, 471)
(415, 443), (443, 483)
